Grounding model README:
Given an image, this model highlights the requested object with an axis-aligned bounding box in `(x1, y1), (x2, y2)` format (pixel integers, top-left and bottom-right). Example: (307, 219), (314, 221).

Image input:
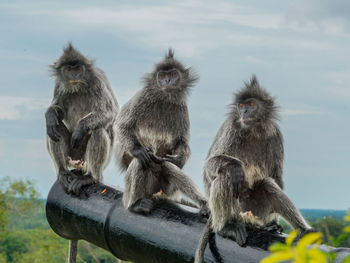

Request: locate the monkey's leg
(123, 159), (159, 214)
(47, 123), (76, 192)
(68, 129), (110, 195)
(161, 162), (207, 210)
(209, 177), (248, 246)
(244, 178), (311, 232)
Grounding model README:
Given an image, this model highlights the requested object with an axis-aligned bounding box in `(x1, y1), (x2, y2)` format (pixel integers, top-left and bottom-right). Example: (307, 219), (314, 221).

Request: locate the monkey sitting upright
(194, 76), (312, 263)
(45, 43), (119, 194)
(46, 43), (119, 263)
(115, 49), (207, 214)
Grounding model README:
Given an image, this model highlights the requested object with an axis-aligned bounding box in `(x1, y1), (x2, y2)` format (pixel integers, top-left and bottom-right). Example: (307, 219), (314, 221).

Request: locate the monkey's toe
(219, 222), (248, 246)
(129, 198), (155, 215)
(263, 221), (284, 233)
(68, 174), (96, 196)
(58, 170), (76, 192)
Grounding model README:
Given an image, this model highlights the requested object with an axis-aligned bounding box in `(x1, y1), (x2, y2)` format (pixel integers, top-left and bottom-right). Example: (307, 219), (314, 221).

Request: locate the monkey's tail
(209, 231), (223, 263)
(194, 217), (223, 263)
(68, 240), (78, 263)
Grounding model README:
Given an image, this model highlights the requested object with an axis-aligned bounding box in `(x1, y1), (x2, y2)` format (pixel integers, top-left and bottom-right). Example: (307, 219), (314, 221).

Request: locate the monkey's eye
(159, 73), (165, 79)
(239, 104), (244, 108)
(171, 71), (177, 78)
(76, 67), (81, 72)
(65, 67), (71, 72)
(248, 102), (254, 107)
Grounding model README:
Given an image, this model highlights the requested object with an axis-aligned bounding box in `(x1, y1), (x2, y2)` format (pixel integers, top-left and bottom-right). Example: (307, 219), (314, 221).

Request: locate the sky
(0, 0), (349, 209)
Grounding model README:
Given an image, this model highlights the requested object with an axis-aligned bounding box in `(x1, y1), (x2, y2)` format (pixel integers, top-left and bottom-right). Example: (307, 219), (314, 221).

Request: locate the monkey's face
(60, 61), (87, 90)
(156, 69), (181, 89)
(236, 99), (261, 128)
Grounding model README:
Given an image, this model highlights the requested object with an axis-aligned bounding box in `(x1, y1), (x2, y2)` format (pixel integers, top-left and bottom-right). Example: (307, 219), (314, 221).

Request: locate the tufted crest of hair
(50, 42), (94, 76)
(232, 75), (279, 123)
(143, 48), (198, 90)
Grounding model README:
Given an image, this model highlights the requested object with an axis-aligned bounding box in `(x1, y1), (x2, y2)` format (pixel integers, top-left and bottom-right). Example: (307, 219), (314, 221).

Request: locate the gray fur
(115, 49), (206, 212)
(45, 43), (119, 263)
(195, 76), (311, 263)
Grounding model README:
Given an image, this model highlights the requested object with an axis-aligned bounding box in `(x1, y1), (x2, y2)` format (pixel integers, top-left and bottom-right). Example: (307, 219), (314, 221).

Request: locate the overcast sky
(0, 0), (349, 209)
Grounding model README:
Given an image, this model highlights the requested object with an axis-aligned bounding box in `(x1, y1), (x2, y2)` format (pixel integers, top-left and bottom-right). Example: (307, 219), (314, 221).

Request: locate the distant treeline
(300, 209), (347, 220)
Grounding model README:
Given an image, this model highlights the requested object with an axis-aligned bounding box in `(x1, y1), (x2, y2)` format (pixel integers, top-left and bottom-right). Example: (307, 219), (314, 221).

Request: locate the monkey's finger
(49, 127), (61, 142)
(71, 137), (82, 149)
(149, 153), (164, 164)
(233, 183), (240, 198)
(165, 154), (178, 158)
(237, 182), (242, 196)
(140, 153), (151, 168)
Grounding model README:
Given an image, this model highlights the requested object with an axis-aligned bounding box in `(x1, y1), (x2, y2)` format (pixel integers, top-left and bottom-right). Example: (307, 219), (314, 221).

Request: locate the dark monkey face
(235, 99), (261, 128)
(60, 60), (87, 89)
(51, 43), (93, 94)
(232, 76), (278, 130)
(156, 68), (181, 88)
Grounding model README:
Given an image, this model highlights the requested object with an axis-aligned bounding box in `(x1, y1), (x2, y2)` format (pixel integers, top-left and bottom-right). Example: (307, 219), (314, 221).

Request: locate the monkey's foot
(68, 157), (85, 170)
(68, 174), (96, 196)
(218, 222), (248, 246)
(129, 198), (155, 215)
(262, 220), (284, 233)
(239, 211), (263, 226)
(58, 169), (77, 192)
(153, 189), (164, 197)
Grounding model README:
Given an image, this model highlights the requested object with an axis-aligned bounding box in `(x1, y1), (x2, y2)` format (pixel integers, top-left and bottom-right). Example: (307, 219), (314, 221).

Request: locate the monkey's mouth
(237, 117), (253, 123)
(69, 80), (83, 85)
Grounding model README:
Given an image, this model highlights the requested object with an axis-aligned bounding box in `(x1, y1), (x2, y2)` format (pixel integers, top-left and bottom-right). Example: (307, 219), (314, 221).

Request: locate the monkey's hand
(71, 125), (89, 149)
(224, 163), (245, 198)
(130, 146), (153, 168)
(162, 154), (182, 168)
(45, 107), (62, 142)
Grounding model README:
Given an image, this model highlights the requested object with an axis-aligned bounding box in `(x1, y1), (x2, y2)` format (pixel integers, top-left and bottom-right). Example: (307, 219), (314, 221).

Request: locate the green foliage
(261, 210), (350, 263)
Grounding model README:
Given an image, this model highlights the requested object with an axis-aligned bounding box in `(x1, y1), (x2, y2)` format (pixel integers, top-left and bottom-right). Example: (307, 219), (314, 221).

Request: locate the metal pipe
(46, 181), (350, 263)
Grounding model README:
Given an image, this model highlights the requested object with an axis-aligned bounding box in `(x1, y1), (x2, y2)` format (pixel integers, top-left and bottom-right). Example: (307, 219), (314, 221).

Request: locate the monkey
(194, 76), (313, 263)
(45, 43), (119, 263)
(115, 49), (207, 215)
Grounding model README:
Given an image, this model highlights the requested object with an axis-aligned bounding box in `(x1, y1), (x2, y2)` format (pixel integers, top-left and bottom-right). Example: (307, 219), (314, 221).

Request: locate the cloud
(284, 0), (350, 36)
(0, 0), (332, 57)
(326, 70), (350, 98)
(0, 96), (50, 120)
(281, 108), (326, 116)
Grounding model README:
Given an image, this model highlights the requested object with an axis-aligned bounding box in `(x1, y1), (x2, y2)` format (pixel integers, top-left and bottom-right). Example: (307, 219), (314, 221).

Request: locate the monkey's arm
(206, 155), (243, 177)
(206, 155), (245, 197)
(269, 128), (284, 189)
(45, 103), (65, 142)
(71, 107), (114, 149)
(116, 101), (161, 168)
